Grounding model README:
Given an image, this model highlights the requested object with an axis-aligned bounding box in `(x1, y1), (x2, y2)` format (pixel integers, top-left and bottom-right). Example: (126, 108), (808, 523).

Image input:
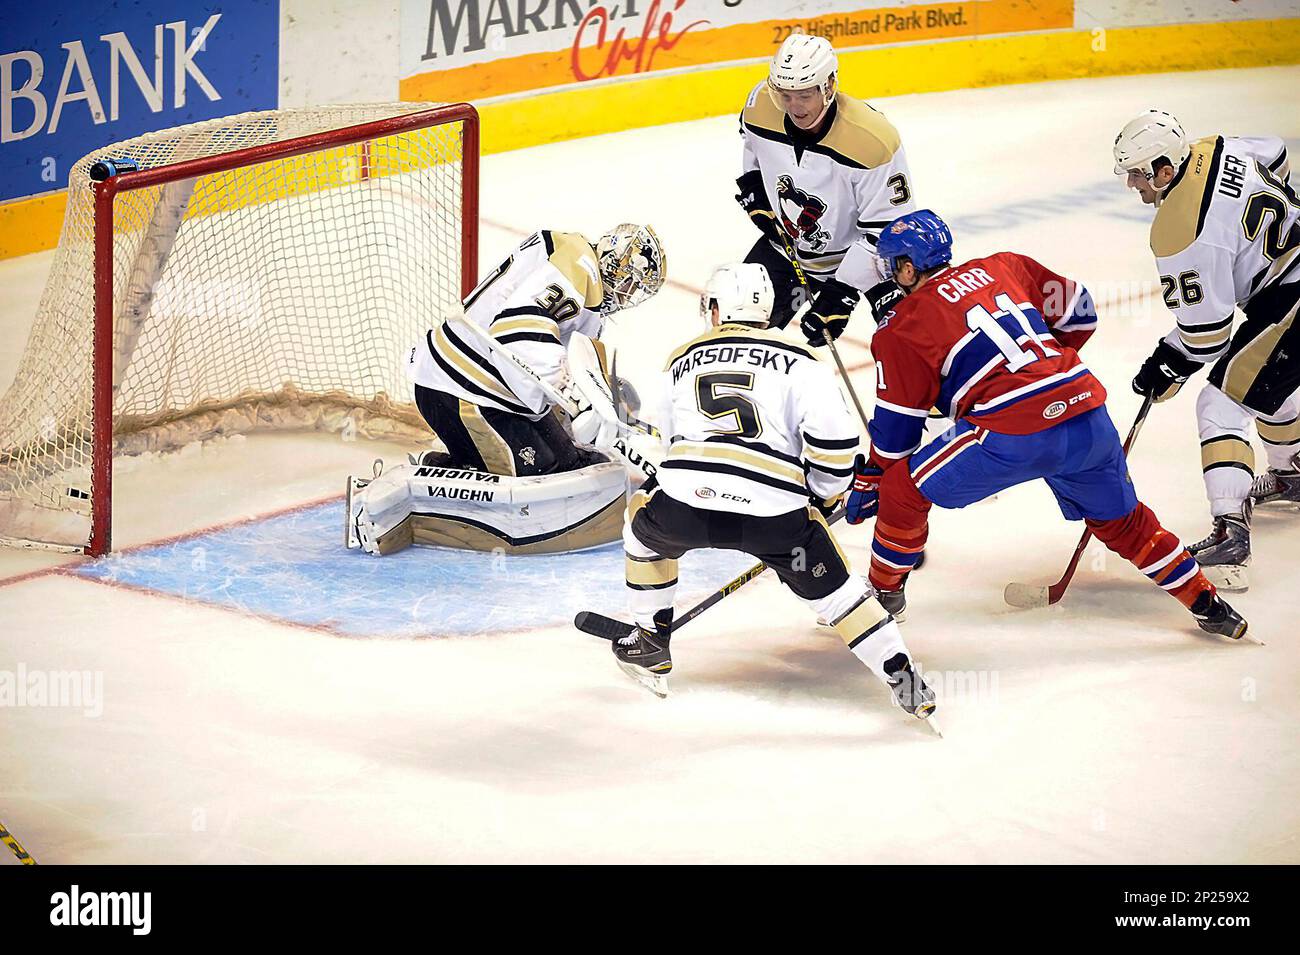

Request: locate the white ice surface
(1, 67), (1297, 863)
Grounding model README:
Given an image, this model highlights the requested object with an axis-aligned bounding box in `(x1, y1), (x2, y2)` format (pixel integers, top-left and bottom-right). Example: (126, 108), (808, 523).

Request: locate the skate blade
(616, 660), (670, 699)
(1202, 564), (1249, 593)
(917, 706), (942, 737)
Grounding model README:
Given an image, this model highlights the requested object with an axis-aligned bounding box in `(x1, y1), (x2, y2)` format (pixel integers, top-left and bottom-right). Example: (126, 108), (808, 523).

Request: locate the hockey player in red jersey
(845, 210), (1248, 639)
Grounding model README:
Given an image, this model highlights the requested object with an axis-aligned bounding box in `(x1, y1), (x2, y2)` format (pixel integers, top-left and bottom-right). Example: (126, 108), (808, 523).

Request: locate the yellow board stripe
(4, 19), (1299, 260)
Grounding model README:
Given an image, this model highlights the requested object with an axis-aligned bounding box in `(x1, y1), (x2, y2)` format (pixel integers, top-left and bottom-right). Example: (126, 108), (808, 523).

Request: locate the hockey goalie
(346, 225), (666, 555)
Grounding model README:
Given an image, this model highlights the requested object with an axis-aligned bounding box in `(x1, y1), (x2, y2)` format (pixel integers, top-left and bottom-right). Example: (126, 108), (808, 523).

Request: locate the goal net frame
(6, 102), (478, 557)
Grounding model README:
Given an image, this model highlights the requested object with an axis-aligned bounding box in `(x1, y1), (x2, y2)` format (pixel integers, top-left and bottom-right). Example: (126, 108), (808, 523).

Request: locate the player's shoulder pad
(547, 231), (604, 309)
(741, 82), (784, 135)
(663, 324), (816, 371)
(819, 95), (902, 170)
(1151, 135), (1224, 259)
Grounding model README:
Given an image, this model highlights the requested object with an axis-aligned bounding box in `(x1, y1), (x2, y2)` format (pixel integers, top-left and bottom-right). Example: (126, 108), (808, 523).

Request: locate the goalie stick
(449, 311), (658, 480)
(575, 508), (845, 640)
(1003, 396), (1154, 609)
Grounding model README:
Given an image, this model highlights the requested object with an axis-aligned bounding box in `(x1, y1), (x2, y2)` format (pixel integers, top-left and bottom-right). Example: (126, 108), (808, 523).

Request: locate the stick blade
(1003, 581), (1051, 609)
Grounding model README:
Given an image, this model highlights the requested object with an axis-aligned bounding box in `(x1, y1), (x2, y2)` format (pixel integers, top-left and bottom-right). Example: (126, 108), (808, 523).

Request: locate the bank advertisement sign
(1, 0), (280, 203)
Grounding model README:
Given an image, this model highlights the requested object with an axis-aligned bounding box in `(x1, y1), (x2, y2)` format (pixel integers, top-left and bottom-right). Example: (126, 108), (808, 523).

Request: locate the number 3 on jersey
(696, 372), (762, 438)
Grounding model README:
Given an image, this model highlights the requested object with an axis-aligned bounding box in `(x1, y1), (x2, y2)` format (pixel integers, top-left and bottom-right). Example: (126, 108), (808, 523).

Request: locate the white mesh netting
(0, 103), (469, 551)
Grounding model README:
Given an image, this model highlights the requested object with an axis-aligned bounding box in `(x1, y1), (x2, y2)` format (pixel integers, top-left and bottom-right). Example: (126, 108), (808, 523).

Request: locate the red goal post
(0, 103), (479, 557)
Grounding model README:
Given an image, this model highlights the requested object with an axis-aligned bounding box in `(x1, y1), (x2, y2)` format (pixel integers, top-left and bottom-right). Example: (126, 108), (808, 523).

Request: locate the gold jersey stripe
(1258, 416), (1300, 444)
(434, 322), (519, 405)
(458, 399), (516, 475)
(625, 554), (680, 588)
(832, 594), (891, 648)
(669, 441), (807, 485)
(1221, 306), (1298, 404)
(548, 231), (603, 309)
(804, 447), (856, 467)
(1151, 136), (1221, 258)
(491, 316), (560, 339)
(1201, 434), (1255, 472)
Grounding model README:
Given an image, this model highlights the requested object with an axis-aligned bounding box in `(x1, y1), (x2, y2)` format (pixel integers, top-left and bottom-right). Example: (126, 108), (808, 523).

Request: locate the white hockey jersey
(740, 83), (915, 289)
(653, 324), (860, 516)
(407, 230), (605, 416)
(1150, 135), (1296, 364)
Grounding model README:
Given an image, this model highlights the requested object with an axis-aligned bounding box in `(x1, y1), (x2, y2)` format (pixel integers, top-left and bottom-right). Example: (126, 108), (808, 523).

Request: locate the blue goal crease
(73, 501), (756, 638)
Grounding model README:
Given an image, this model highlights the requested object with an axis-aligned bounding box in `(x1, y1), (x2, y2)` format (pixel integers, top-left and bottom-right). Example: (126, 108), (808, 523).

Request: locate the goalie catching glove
(1132, 338), (1202, 402)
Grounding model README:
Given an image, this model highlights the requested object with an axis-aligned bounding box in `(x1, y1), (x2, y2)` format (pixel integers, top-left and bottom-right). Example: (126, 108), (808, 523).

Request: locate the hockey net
(0, 102), (478, 555)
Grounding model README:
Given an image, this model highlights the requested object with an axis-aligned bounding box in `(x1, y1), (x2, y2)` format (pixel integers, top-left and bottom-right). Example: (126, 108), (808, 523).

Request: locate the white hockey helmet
(596, 223), (666, 313)
(768, 34), (837, 117)
(701, 263), (774, 328)
(1113, 109), (1190, 180)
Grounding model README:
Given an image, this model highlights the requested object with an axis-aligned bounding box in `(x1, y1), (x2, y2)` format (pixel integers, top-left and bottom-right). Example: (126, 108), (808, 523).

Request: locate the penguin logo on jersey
(520, 447), (537, 466)
(775, 175), (829, 252)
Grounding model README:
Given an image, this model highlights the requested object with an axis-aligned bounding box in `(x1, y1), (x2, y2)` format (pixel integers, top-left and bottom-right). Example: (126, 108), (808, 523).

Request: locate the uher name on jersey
(407, 230), (604, 417)
(740, 83), (914, 288)
(1148, 135), (1298, 413)
(655, 324), (860, 516)
(870, 252), (1103, 461)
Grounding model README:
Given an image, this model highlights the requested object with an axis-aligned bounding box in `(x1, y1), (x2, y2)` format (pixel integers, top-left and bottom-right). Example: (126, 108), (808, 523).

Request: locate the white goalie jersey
(741, 83), (915, 289)
(653, 324), (861, 516)
(407, 230), (605, 417)
(1150, 135), (1295, 365)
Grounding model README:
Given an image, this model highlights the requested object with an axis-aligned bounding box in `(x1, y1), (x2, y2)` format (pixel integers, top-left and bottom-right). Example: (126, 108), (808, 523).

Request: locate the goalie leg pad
(347, 460), (627, 556)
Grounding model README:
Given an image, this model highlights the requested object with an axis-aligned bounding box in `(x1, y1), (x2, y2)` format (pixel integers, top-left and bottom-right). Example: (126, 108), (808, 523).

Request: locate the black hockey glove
(735, 170), (779, 243)
(1132, 339), (1202, 403)
(864, 279), (905, 324)
(809, 492), (844, 519)
(800, 279), (860, 347)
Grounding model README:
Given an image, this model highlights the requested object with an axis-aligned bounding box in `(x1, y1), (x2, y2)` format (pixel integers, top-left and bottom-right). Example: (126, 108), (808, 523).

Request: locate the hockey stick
(448, 312), (658, 480)
(575, 508), (845, 640)
(775, 228), (873, 431)
(0, 818), (37, 865)
(1003, 396), (1154, 609)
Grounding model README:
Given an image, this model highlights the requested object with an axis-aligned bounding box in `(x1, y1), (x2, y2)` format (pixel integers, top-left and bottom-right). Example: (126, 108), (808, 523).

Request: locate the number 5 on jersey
(696, 372), (762, 438)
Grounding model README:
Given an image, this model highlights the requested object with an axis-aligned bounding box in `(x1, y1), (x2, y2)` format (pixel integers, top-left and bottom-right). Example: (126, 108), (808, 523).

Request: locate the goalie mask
(1112, 109), (1189, 183)
(701, 263), (774, 328)
(596, 224), (666, 313)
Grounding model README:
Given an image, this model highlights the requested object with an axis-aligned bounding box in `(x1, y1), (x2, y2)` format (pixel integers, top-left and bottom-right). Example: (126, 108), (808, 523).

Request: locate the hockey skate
(613, 616), (672, 698)
(1250, 454), (1300, 506)
(883, 653), (937, 723)
(1188, 507), (1251, 592)
(875, 585), (907, 623)
(1190, 590), (1250, 641)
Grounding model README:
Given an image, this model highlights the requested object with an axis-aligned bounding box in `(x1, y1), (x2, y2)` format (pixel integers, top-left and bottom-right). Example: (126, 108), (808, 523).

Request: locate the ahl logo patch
(1043, 401), (1068, 420)
(695, 487), (717, 499)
